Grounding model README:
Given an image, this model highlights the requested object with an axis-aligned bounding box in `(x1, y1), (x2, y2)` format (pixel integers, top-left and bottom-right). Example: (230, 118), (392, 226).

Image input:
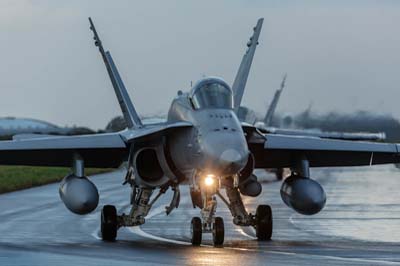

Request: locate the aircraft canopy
(190, 77), (233, 109)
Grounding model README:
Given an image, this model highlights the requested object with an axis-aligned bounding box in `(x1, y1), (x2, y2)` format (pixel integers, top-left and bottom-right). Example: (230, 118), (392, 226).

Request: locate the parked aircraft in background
(237, 74), (385, 180)
(0, 18), (399, 247)
(236, 72), (386, 142)
(254, 83), (386, 142)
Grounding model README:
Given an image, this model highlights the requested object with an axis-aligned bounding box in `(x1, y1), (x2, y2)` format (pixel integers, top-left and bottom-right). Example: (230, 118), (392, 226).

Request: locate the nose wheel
(191, 217), (202, 246)
(190, 216), (225, 247)
(212, 217), (224, 246)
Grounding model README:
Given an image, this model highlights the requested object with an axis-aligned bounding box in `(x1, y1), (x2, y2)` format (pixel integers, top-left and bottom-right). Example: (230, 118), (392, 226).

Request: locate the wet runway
(1, 166), (400, 265)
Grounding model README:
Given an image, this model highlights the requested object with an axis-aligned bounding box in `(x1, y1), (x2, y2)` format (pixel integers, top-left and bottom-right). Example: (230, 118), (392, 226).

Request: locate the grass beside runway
(0, 166), (111, 194)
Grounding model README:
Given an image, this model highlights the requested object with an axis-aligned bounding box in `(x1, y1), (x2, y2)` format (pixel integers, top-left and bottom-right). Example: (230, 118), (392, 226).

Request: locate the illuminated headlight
(204, 174), (216, 186)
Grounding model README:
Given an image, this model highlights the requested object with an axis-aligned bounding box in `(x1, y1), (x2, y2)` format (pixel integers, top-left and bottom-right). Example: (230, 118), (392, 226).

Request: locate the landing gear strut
(199, 192), (225, 247)
(100, 188), (153, 242)
(190, 174), (225, 246)
(190, 175), (272, 247)
(101, 180), (180, 242)
(223, 184), (273, 241)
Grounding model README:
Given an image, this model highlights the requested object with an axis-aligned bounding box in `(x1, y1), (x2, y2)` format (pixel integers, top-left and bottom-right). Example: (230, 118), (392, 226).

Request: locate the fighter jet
(255, 78), (386, 141)
(237, 75), (386, 180)
(238, 75), (386, 142)
(1, 18), (400, 247)
(238, 74), (385, 179)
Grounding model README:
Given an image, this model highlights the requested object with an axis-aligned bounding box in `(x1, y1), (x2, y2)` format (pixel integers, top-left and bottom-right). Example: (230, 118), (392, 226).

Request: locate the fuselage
(166, 77), (249, 178)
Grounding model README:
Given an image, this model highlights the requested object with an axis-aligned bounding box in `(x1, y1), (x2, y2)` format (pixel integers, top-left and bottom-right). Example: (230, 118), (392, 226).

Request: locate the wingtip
(280, 73), (287, 90)
(253, 18), (263, 33)
(88, 17), (94, 30)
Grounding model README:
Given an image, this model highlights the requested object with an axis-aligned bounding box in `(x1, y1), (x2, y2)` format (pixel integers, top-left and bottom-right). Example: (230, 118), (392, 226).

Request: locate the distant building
(0, 117), (95, 138)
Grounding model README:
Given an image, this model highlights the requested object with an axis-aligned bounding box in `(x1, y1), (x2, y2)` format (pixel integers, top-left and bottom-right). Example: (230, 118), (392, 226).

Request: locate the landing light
(204, 174), (215, 186)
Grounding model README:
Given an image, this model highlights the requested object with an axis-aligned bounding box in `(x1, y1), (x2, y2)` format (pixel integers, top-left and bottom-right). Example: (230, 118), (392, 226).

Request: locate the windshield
(191, 82), (233, 109)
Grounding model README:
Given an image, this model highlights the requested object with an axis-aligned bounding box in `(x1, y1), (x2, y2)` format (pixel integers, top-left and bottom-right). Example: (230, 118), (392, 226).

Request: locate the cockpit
(190, 77), (233, 109)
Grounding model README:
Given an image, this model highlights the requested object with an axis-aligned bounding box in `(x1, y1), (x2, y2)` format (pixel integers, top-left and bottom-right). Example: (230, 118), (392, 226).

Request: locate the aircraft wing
(259, 127), (386, 141)
(120, 121), (192, 142)
(0, 133), (127, 168)
(0, 19), (195, 169)
(246, 128), (399, 168)
(0, 121), (192, 168)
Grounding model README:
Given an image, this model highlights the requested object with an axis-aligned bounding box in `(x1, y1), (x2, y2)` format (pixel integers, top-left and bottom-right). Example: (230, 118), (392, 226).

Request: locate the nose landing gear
(190, 175), (225, 247)
(191, 217), (202, 246)
(190, 215), (225, 247)
(212, 216), (224, 246)
(190, 174), (272, 247)
(199, 194), (225, 247)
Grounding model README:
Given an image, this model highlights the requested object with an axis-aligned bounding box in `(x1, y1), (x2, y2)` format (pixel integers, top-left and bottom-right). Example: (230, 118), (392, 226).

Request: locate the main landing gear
(101, 205), (118, 241)
(190, 174), (273, 247)
(255, 205), (273, 240)
(100, 183), (181, 242)
(224, 184), (273, 242)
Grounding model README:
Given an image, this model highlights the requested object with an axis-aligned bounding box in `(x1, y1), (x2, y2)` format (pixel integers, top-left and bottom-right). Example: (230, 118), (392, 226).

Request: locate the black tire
(256, 205), (272, 241)
(191, 217), (202, 246)
(101, 205), (118, 241)
(212, 217), (224, 247)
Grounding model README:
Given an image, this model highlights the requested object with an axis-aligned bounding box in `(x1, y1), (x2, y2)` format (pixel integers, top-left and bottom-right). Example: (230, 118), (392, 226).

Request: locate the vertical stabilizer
(263, 74), (286, 126)
(89, 17), (143, 129)
(232, 18), (264, 112)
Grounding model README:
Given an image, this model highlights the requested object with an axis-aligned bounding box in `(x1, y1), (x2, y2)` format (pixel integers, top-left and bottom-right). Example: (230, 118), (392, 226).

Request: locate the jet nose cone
(219, 149), (247, 175)
(220, 149), (241, 163)
(200, 131), (249, 176)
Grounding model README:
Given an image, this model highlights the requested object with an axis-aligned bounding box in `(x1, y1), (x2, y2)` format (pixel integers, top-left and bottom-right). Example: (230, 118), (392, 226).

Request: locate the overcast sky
(0, 0), (399, 129)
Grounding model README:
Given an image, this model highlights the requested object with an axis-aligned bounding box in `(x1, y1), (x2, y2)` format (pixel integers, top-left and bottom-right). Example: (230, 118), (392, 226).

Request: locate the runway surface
(1, 166), (400, 265)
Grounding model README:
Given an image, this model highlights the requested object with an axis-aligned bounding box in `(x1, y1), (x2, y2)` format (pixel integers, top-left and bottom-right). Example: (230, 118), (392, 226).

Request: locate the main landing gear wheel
(101, 205), (118, 241)
(191, 217), (202, 246)
(212, 217), (224, 247)
(255, 205), (273, 241)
